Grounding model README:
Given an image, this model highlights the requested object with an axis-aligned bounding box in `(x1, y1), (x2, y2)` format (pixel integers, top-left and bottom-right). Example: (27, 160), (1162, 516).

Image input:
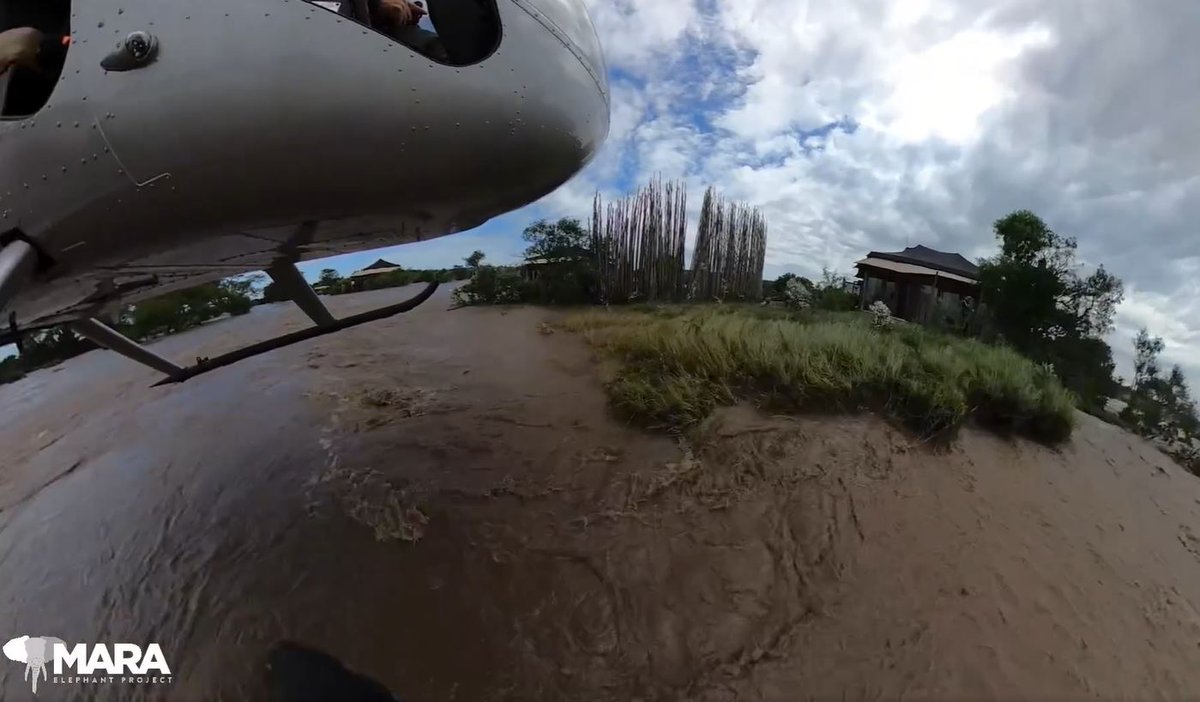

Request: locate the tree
(17, 327), (96, 369)
(978, 210), (1125, 409)
(522, 218), (590, 260)
(1133, 328), (1166, 392)
(770, 273), (798, 300)
(119, 278), (256, 340)
(1063, 266), (1123, 337)
(783, 278), (813, 310)
(465, 250), (486, 268)
(812, 268), (858, 311)
(1122, 328), (1199, 459)
(1052, 335), (1118, 408)
(217, 279), (254, 315)
(317, 269), (343, 287)
(519, 217), (597, 304)
(978, 233), (1070, 351)
(994, 209), (1076, 270)
(1167, 366), (1200, 439)
(451, 265), (525, 306)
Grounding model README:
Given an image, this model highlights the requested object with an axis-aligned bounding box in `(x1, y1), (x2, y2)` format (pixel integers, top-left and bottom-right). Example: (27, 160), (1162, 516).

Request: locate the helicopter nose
(433, 0), (609, 230)
(512, 0), (610, 105)
(504, 0), (611, 179)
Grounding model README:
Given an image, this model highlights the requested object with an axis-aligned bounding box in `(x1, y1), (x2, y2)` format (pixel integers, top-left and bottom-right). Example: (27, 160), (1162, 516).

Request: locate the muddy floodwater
(5, 284), (1200, 701)
(0, 285), (681, 701)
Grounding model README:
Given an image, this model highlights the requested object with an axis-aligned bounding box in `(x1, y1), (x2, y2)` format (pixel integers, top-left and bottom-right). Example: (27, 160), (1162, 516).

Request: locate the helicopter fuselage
(0, 0), (609, 328)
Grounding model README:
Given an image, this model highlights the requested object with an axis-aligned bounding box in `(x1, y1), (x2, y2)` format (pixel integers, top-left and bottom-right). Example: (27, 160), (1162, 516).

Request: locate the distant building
(520, 246), (592, 281)
(349, 258), (404, 279)
(855, 245), (981, 324)
(339, 259), (406, 292)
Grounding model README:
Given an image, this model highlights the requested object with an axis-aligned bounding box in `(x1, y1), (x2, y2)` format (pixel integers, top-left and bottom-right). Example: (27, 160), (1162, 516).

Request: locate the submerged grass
(564, 307), (1077, 443)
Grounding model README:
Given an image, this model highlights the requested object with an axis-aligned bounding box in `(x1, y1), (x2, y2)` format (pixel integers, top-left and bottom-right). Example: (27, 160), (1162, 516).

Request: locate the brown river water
(5, 284), (1200, 701)
(0, 285), (686, 700)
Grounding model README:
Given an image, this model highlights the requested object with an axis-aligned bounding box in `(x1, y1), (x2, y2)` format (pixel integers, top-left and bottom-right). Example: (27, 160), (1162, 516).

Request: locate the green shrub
(121, 281), (255, 339)
(0, 356), (25, 384)
(523, 263), (597, 305)
(564, 308), (1077, 443)
(813, 287), (860, 312)
(225, 294), (253, 316)
(452, 265), (525, 306)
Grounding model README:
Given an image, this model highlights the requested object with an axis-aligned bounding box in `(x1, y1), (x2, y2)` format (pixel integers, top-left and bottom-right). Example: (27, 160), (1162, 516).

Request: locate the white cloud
(873, 26), (1053, 143)
(585, 0), (701, 68)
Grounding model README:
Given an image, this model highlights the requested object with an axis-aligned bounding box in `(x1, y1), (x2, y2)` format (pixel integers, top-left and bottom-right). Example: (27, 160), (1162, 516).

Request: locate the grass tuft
(564, 308), (1077, 443)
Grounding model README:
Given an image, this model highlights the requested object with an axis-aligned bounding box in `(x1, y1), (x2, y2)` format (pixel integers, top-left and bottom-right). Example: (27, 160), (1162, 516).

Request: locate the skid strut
(151, 279), (438, 386)
(78, 262), (437, 386)
(1, 234), (439, 385)
(71, 318), (186, 380)
(267, 258), (336, 327)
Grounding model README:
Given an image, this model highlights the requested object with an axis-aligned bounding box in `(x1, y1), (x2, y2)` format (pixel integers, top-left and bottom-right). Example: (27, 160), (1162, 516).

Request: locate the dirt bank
(2, 287), (1200, 700)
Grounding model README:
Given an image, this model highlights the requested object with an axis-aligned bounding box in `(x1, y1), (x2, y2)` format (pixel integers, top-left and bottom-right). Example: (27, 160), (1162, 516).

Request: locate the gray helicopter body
(0, 0), (609, 329)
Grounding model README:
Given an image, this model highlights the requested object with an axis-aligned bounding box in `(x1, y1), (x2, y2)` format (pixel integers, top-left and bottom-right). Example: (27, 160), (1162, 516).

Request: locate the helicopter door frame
(316, 0), (501, 67)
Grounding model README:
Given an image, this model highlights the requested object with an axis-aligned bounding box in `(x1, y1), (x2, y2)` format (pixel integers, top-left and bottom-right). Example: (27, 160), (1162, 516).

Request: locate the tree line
(263, 265), (475, 300)
(451, 218), (598, 306)
(765, 269), (860, 313)
(0, 277), (259, 384)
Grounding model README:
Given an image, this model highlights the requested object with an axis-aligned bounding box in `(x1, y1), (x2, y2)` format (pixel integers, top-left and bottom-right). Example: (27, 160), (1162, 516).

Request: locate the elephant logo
(4, 636), (65, 695)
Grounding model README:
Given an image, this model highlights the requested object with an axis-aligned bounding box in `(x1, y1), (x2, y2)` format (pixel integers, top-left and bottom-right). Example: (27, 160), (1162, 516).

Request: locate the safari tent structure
(338, 259), (406, 293)
(349, 259), (404, 279)
(855, 245), (980, 324)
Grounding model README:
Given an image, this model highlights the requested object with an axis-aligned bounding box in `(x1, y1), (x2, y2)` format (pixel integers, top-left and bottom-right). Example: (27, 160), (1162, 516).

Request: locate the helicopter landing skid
(67, 271), (438, 386)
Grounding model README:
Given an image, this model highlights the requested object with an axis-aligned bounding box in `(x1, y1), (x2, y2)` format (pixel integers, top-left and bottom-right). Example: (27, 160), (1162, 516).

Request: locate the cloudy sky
(305, 0), (1199, 383)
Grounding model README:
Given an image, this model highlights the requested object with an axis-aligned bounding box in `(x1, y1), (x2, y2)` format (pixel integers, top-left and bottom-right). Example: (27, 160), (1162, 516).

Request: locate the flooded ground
(0, 284), (681, 701)
(4, 285), (1200, 700)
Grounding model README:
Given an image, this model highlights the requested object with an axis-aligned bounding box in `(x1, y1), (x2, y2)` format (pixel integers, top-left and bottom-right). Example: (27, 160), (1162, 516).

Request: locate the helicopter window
(0, 0), (72, 119)
(309, 0), (500, 66)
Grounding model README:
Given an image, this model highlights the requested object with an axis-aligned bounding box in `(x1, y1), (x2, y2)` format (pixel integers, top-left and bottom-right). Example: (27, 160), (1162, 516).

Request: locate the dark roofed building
(866, 245), (979, 280)
(855, 244), (981, 325)
(340, 258), (406, 292)
(358, 259), (401, 272)
(348, 258), (404, 279)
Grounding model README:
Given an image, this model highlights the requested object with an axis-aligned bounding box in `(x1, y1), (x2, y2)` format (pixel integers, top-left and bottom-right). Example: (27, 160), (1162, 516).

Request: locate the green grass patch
(563, 307), (1077, 443)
